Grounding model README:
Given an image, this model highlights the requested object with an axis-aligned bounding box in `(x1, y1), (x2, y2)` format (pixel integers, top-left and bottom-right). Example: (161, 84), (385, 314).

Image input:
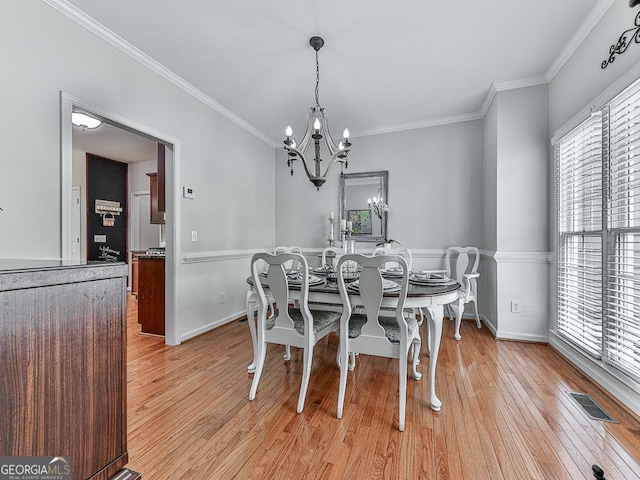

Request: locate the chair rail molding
(182, 249), (262, 263)
(490, 250), (553, 264)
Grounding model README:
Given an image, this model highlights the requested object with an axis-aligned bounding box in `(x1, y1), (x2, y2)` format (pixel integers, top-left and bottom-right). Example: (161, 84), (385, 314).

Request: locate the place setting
(380, 266), (404, 278)
(409, 270), (457, 286)
(347, 278), (402, 293)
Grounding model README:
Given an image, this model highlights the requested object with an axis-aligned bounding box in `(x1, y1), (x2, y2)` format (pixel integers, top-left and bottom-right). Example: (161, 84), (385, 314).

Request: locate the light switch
(183, 186), (195, 199)
(191, 231), (198, 242)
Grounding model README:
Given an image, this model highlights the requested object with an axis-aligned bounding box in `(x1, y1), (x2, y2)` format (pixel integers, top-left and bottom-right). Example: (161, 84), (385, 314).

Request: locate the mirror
(340, 171), (388, 243)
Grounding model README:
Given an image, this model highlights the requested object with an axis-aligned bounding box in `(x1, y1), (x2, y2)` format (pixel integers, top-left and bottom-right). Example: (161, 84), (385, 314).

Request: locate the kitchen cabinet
(130, 250), (145, 297)
(137, 255), (165, 335)
(147, 172), (164, 224)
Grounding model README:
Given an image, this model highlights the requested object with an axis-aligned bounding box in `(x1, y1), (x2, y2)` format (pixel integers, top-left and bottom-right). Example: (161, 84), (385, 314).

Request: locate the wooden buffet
(0, 260), (139, 480)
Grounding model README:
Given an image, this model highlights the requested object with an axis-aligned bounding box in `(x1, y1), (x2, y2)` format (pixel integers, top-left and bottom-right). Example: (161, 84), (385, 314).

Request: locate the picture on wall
(347, 209), (372, 235)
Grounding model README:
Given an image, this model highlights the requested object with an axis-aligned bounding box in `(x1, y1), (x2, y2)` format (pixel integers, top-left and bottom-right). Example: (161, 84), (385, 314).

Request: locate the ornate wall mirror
(340, 171), (388, 243)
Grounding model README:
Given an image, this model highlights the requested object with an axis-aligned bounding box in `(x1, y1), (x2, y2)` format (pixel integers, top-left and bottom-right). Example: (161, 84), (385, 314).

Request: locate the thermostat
(183, 186), (195, 199)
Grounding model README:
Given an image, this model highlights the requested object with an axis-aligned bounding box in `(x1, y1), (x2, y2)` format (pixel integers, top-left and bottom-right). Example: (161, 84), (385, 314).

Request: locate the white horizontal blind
(556, 115), (603, 356)
(604, 79), (640, 381)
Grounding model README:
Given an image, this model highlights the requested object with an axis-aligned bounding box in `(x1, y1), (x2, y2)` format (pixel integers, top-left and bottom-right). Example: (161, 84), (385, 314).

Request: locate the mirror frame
(340, 170), (388, 243)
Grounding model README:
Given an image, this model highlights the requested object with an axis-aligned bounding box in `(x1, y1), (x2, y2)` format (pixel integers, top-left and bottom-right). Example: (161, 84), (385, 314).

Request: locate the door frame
(60, 91), (181, 346)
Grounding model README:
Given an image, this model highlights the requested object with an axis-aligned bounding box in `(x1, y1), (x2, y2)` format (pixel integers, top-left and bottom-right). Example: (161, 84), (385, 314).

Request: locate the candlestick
(327, 213), (335, 247)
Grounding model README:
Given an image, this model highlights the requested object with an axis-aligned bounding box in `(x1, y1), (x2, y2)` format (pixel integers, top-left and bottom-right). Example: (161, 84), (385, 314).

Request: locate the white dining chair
(336, 253), (421, 431)
(372, 245), (413, 272)
(321, 246), (342, 268)
(274, 245), (304, 271)
(249, 252), (341, 413)
(373, 245), (424, 326)
(444, 246), (481, 340)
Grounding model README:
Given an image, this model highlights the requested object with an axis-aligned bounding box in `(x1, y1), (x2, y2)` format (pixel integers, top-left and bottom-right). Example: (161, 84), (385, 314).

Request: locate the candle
(340, 219), (346, 231)
(329, 211), (335, 220)
(347, 221), (353, 232)
(329, 230), (334, 241)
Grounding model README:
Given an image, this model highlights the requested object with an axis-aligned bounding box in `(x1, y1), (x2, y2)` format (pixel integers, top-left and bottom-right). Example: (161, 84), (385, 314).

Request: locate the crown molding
(43, 0), (613, 144)
(353, 112), (484, 138)
(42, 0), (276, 147)
(546, 0), (616, 81)
(479, 76), (549, 117)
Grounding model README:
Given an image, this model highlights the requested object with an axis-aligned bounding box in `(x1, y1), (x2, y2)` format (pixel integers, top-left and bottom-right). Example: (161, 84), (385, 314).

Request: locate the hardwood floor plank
(123, 298), (640, 479)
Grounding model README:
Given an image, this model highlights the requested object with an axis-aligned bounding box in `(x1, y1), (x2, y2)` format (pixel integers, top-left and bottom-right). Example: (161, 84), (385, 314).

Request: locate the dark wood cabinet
(130, 250), (145, 297)
(0, 262), (137, 480)
(147, 172), (164, 224)
(137, 256), (165, 335)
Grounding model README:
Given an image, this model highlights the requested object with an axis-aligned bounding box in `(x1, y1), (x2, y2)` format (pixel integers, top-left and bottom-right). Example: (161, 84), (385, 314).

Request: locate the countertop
(0, 259), (125, 273)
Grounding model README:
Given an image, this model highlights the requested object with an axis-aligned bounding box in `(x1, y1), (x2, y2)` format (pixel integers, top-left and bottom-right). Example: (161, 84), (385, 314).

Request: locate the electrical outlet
(220, 291), (226, 303)
(511, 300), (521, 313)
(191, 231), (198, 242)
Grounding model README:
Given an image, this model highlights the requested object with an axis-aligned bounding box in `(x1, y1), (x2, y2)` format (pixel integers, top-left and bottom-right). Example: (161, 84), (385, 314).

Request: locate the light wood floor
(124, 295), (640, 479)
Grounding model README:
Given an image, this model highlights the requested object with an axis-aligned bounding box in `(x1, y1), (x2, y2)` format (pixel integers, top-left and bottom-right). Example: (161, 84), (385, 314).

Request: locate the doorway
(60, 91), (181, 346)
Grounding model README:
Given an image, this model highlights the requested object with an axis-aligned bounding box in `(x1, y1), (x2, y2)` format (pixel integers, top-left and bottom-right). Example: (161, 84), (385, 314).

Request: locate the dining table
(245, 271), (460, 412)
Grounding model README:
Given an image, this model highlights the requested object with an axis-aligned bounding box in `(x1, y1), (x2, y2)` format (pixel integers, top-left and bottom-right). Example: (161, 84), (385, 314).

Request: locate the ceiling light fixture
(72, 112), (102, 131)
(284, 36), (351, 190)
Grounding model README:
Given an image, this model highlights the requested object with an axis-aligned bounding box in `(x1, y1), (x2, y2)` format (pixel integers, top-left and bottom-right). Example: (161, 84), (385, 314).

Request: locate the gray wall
(550, 2), (640, 134)
(0, 0), (275, 340)
(547, 1), (640, 417)
(275, 121), (484, 253)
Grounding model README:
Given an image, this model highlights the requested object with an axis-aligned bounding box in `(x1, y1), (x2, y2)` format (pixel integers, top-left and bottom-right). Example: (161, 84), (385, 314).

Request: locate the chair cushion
(347, 314), (404, 345)
(266, 308), (340, 335)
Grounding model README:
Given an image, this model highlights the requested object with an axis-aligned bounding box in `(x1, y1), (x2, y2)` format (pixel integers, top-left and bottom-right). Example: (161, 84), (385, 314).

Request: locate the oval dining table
(245, 275), (459, 412)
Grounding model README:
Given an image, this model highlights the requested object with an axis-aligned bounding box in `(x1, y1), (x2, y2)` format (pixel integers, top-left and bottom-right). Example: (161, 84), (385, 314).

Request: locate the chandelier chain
(315, 50), (320, 107)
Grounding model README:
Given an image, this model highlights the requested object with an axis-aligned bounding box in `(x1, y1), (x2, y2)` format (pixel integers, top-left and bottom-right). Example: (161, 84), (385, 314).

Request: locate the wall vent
(568, 392), (618, 423)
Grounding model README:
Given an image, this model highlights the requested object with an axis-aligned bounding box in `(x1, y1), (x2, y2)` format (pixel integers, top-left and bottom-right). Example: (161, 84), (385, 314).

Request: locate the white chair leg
(245, 291), (258, 374)
(411, 338), (422, 380)
(249, 338), (267, 401)
(297, 346), (313, 413)
(398, 348), (407, 432)
(337, 338), (349, 419)
(452, 299), (464, 341)
(472, 300), (481, 329)
(348, 352), (357, 371)
(284, 345), (291, 361)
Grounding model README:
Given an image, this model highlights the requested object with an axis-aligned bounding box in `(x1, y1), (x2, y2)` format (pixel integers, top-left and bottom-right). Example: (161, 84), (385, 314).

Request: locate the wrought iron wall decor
(601, 10), (640, 69)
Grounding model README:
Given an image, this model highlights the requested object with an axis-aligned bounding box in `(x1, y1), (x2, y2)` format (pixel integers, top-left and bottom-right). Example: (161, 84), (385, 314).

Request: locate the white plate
(409, 274), (456, 286)
(380, 268), (404, 277)
(347, 279), (401, 292)
(288, 274), (325, 286)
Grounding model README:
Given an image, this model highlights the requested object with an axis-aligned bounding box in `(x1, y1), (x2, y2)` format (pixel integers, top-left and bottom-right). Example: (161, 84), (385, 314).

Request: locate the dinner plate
(409, 274), (456, 286)
(313, 266), (333, 275)
(380, 267), (404, 278)
(287, 274), (325, 286)
(347, 279), (401, 292)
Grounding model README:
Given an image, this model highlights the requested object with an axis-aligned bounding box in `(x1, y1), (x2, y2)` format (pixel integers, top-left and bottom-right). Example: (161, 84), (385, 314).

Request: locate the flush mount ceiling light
(283, 36), (351, 190)
(72, 112), (102, 131)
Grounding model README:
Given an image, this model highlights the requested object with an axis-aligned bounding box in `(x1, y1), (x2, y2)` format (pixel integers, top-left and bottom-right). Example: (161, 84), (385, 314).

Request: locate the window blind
(556, 115), (603, 356)
(603, 80), (640, 381)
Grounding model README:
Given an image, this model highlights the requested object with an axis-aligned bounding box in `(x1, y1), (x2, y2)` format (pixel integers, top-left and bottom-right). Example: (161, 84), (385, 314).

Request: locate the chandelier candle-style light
(284, 36), (351, 190)
(368, 195), (388, 220)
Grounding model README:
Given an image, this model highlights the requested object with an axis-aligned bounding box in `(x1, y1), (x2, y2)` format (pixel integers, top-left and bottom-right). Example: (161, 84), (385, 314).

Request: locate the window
(556, 78), (640, 384)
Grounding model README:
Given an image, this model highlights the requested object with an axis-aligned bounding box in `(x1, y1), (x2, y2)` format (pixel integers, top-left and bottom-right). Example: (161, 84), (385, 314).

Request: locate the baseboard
(180, 310), (245, 342)
(549, 330), (640, 419)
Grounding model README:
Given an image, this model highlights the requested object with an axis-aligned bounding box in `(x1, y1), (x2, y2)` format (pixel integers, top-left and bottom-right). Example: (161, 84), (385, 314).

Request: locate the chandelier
(284, 36), (351, 190)
(368, 195), (388, 220)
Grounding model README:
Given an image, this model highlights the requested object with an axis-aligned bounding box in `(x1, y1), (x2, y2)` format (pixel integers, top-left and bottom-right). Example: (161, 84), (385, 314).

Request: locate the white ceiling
(72, 121), (157, 164)
(64, 0), (605, 148)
